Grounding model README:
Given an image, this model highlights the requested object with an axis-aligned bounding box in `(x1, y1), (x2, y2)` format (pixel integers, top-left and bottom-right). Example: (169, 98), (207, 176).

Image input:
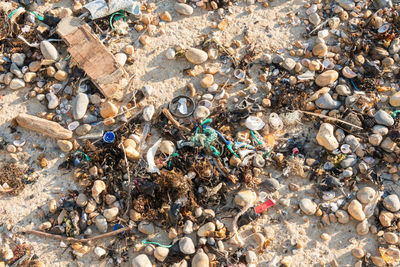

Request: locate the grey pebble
(73, 93), (89, 120)
(375, 110), (394, 126)
(316, 93), (341, 109)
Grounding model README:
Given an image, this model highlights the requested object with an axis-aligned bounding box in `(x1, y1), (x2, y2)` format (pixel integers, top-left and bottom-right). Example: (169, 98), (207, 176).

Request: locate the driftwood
(162, 108), (191, 132)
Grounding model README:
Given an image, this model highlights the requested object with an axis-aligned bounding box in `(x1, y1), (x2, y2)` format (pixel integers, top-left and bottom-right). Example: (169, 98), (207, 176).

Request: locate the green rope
(76, 150), (90, 161)
(28, 11), (44, 21)
(168, 152), (179, 169)
(142, 239), (173, 248)
(7, 7), (44, 21)
(110, 10), (127, 32)
(393, 110), (400, 118)
(250, 130), (262, 145)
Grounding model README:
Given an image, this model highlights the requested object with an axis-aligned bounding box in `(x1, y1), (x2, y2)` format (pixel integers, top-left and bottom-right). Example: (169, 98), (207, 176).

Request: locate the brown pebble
(352, 247), (365, 259)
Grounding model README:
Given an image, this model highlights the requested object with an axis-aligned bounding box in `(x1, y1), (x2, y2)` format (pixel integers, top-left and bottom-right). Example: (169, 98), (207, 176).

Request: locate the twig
(215, 158), (238, 184)
(162, 108), (191, 132)
(120, 143), (132, 218)
(24, 226), (131, 243)
(308, 18), (330, 35)
(298, 110), (363, 130)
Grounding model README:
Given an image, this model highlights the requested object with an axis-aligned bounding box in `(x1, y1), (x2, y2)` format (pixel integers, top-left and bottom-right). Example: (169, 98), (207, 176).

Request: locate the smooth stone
(92, 180), (106, 197)
(11, 63), (23, 78)
(197, 222), (215, 237)
(131, 254), (152, 267)
(90, 94), (101, 105)
(73, 93), (89, 120)
(369, 134), (383, 146)
(371, 256), (386, 267)
(166, 48), (176, 59)
(115, 53), (127, 66)
(348, 199), (365, 221)
(235, 190), (257, 207)
(389, 38), (400, 54)
(9, 78), (25, 90)
(390, 91), (400, 107)
(272, 55), (284, 64)
(379, 211), (394, 227)
(372, 125), (388, 136)
(193, 105), (210, 120)
(315, 93), (341, 109)
(183, 220), (193, 234)
(103, 207), (119, 221)
(100, 101), (118, 118)
(356, 220), (369, 235)
(40, 40), (59, 61)
(138, 221), (155, 235)
(46, 93), (59, 109)
(24, 72), (36, 83)
(57, 140), (73, 152)
(175, 3), (193, 15)
(337, 0), (355, 10)
(142, 85), (153, 97)
(357, 187), (376, 204)
(335, 128), (346, 142)
(309, 13), (321, 25)
(383, 194), (400, 212)
(261, 178), (280, 192)
(95, 215), (108, 233)
(299, 198), (317, 215)
(192, 249), (209, 267)
(185, 48), (208, 64)
(342, 168), (353, 177)
(344, 135), (360, 151)
(200, 74), (214, 88)
(160, 140), (175, 155)
(335, 210), (350, 224)
(375, 109), (394, 126)
(383, 232), (398, 244)
(312, 43), (328, 57)
(76, 193), (88, 207)
(11, 53), (25, 66)
(381, 137), (397, 152)
(315, 70), (339, 87)
(371, 47), (389, 60)
(283, 58), (296, 71)
(54, 70), (67, 81)
(154, 247), (169, 262)
(335, 84), (351, 96)
(352, 247), (365, 259)
(75, 124), (91, 136)
(179, 237), (195, 254)
(29, 61), (41, 72)
(340, 154), (357, 168)
(94, 247), (106, 258)
(316, 123), (339, 150)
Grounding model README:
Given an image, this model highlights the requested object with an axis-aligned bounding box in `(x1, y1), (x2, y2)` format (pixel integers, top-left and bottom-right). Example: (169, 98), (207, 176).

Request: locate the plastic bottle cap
(103, 131), (115, 143)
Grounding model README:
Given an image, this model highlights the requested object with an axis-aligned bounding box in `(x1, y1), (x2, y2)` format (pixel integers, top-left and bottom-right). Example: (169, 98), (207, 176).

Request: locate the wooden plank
(57, 16), (128, 98)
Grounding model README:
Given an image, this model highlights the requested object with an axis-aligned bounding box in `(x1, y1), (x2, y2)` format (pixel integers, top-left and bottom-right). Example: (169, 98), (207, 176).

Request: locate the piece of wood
(16, 113), (73, 139)
(298, 110), (363, 130)
(162, 108), (191, 133)
(57, 16), (129, 98)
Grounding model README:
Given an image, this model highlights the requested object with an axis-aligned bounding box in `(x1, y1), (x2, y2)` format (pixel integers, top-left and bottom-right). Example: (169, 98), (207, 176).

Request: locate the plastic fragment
(147, 138), (162, 174)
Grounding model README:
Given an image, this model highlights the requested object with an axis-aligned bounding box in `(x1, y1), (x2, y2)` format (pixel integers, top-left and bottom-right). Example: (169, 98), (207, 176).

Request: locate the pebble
(313, 43), (328, 57)
(24, 72), (36, 83)
(335, 84), (351, 96)
(92, 180), (106, 197)
(369, 134), (383, 146)
(193, 105), (210, 119)
(344, 135), (360, 151)
(379, 211), (394, 227)
(73, 93), (89, 120)
(200, 74), (214, 88)
(309, 13), (321, 25)
(179, 237), (195, 254)
(208, 48), (218, 60)
(3, 248), (14, 261)
(383, 194), (400, 212)
(372, 125), (388, 136)
(348, 199), (365, 221)
(103, 207), (119, 221)
(283, 58), (296, 71)
(100, 101), (118, 118)
(154, 247), (169, 262)
(54, 70), (67, 81)
(316, 123), (339, 150)
(352, 247), (365, 259)
(357, 187), (376, 204)
(29, 61), (41, 72)
(389, 38), (400, 54)
(6, 144), (16, 153)
(95, 215), (108, 233)
(138, 221), (155, 235)
(76, 193), (88, 207)
(381, 137), (397, 152)
(183, 220), (193, 234)
(335, 210), (350, 224)
(315, 93), (341, 109)
(75, 124), (91, 136)
(124, 45), (134, 56)
(235, 189), (257, 207)
(246, 251), (258, 264)
(131, 254), (152, 267)
(197, 222), (215, 237)
(192, 249), (209, 267)
(160, 11), (172, 22)
(39, 221), (52, 230)
(46, 93), (59, 109)
(375, 109), (394, 126)
(11, 53), (25, 66)
(94, 247), (106, 258)
(9, 78), (25, 90)
(389, 91), (400, 107)
(315, 70), (339, 87)
(261, 178), (280, 192)
(383, 232), (398, 244)
(371, 256), (386, 266)
(115, 53), (127, 66)
(142, 85), (153, 97)
(166, 48), (176, 59)
(299, 198), (317, 215)
(49, 199), (57, 213)
(356, 220), (369, 235)
(40, 40), (59, 61)
(175, 3), (194, 15)
(185, 48), (208, 64)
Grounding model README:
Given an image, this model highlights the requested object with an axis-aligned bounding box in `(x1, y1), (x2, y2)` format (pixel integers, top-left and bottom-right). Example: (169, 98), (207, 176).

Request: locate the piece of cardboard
(57, 16), (128, 98)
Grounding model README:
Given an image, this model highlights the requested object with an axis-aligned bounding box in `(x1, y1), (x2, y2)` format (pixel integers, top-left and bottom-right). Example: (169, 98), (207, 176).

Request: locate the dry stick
(308, 19), (330, 35)
(120, 143), (132, 218)
(298, 110), (363, 130)
(162, 108), (191, 133)
(24, 226), (131, 243)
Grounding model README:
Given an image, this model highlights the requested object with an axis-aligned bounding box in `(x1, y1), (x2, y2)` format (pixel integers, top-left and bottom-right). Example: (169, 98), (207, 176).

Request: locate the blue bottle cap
(103, 131), (115, 143)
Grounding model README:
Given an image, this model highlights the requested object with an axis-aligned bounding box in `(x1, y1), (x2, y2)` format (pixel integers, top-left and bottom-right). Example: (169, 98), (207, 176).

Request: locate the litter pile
(1, 0), (400, 266)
